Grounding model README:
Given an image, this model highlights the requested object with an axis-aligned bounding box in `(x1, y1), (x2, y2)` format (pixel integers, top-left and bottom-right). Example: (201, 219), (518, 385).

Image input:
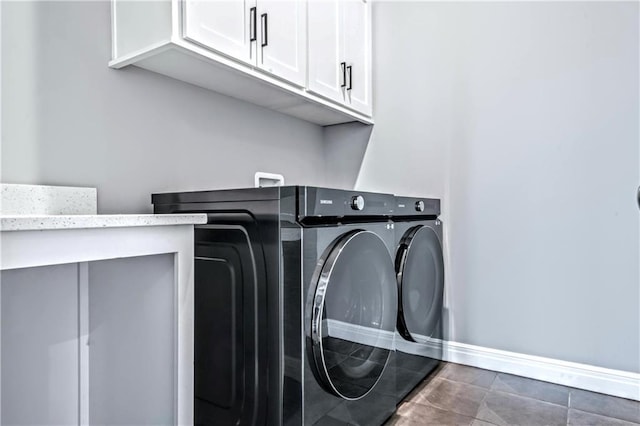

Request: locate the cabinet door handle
(340, 62), (346, 88)
(261, 13), (268, 47)
(347, 65), (353, 91)
(249, 7), (257, 42)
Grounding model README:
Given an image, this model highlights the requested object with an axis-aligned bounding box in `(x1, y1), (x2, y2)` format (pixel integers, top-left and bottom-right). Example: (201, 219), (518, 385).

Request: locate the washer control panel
(351, 195), (365, 211)
(300, 187), (394, 219)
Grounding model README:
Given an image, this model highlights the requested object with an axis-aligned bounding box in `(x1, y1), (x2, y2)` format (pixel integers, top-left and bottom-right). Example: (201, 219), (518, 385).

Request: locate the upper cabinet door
(257, 0), (307, 87)
(342, 0), (371, 116)
(183, 0), (256, 66)
(307, 0), (344, 103)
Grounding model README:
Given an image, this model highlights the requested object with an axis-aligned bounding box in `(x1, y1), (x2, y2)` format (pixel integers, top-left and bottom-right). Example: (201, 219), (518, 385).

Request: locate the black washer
(310, 230), (397, 401)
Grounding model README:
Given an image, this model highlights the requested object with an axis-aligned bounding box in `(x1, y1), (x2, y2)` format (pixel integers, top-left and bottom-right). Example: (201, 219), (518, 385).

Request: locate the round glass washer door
(396, 225), (444, 343)
(310, 230), (397, 401)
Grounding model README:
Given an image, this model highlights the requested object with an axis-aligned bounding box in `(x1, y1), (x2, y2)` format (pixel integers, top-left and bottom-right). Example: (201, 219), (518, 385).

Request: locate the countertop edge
(0, 214), (209, 231)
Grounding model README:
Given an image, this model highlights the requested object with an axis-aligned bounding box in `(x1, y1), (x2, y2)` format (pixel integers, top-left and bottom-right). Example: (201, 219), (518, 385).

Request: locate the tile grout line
(476, 370), (572, 409)
(470, 372), (498, 424)
(402, 364), (639, 426)
(405, 364), (491, 424)
(404, 398), (480, 425)
(422, 365), (499, 424)
(417, 388), (480, 422)
(475, 372), (570, 425)
(489, 389), (571, 409)
(431, 376), (491, 394)
(567, 391), (571, 426)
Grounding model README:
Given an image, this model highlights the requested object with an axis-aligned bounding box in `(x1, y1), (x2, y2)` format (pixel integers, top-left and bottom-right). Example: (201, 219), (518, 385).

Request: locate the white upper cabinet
(183, 0), (305, 85)
(308, 0), (344, 104)
(110, 0), (372, 125)
(183, 0), (254, 66)
(308, 0), (371, 115)
(257, 0), (306, 87)
(342, 0), (371, 116)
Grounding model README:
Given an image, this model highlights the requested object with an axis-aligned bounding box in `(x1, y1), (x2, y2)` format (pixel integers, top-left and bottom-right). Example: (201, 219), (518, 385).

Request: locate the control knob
(350, 195), (365, 211)
(415, 200), (425, 212)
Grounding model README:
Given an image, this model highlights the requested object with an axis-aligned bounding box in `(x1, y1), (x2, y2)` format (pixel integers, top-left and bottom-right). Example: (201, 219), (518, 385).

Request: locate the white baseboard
(323, 319), (639, 401)
(441, 340), (640, 402)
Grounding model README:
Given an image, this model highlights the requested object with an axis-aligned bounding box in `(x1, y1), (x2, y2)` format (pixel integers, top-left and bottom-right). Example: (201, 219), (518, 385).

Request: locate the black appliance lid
(151, 186), (396, 220)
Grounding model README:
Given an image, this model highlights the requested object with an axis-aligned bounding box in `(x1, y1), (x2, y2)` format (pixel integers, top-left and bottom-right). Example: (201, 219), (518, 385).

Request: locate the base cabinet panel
(89, 255), (175, 425)
(1, 264), (79, 425)
(0, 255), (176, 425)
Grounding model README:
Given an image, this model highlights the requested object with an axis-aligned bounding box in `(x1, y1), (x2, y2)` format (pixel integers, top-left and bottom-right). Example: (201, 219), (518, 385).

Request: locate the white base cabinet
(110, 0), (372, 126)
(0, 220), (204, 425)
(1, 257), (175, 425)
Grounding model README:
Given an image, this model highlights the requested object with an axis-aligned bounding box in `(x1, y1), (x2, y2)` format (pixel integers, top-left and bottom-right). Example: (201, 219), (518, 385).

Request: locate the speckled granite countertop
(1, 183), (97, 215)
(0, 214), (208, 231)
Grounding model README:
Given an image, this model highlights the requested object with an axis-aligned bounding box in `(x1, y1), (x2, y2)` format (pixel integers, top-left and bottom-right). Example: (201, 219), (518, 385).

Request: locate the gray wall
(357, 1), (639, 372)
(2, 1), (639, 375)
(1, 1), (326, 213)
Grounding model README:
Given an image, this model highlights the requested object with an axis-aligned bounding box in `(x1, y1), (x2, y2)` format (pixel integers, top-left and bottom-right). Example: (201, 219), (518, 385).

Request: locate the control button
(415, 200), (425, 212)
(351, 195), (365, 211)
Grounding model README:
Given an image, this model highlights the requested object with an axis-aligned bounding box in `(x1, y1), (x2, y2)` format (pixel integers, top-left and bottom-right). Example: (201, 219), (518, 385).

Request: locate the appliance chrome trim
(396, 225), (444, 343)
(310, 230), (394, 401)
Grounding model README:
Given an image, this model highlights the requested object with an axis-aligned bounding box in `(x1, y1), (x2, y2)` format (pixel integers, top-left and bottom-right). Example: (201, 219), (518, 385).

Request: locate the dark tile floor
(386, 363), (640, 426)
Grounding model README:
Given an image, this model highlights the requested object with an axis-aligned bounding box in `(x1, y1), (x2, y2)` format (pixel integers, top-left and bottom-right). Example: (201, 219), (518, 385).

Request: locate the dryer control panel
(394, 196), (440, 217)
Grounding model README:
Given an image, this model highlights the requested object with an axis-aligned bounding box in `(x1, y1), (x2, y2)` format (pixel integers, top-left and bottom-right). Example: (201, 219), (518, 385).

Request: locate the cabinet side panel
(1, 264), (79, 425)
(112, 0), (172, 59)
(88, 254), (175, 425)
